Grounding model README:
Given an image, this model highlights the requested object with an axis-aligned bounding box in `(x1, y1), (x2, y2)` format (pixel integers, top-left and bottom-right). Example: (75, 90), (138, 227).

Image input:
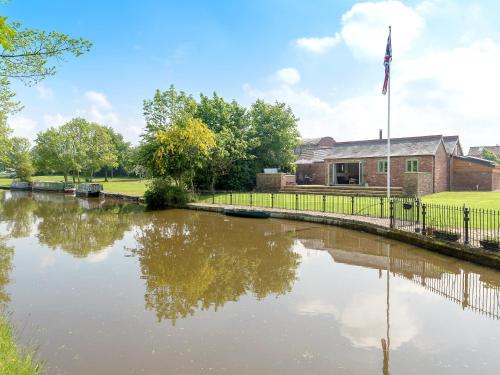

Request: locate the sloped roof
(323, 135), (444, 159)
(455, 155), (496, 167)
(443, 135), (460, 155)
(295, 148), (333, 164)
(468, 146), (500, 158)
(299, 137), (335, 147)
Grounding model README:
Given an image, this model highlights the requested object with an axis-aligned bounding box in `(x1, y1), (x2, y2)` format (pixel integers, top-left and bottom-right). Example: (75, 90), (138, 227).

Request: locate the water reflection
(132, 212), (301, 323)
(0, 241), (13, 307)
(0, 191), (141, 257)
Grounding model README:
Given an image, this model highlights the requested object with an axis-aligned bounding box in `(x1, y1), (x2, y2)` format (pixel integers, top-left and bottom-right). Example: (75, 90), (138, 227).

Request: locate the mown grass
(0, 316), (41, 375)
(0, 176), (149, 197)
(422, 192), (500, 211)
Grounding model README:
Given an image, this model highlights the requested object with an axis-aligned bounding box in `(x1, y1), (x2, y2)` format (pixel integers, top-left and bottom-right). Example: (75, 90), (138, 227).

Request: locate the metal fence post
(250, 192), (253, 206)
(212, 191), (215, 204)
(322, 194), (326, 212)
(416, 198), (421, 233)
(464, 207), (470, 245)
(389, 199), (395, 228)
(295, 193), (299, 210)
(230, 192), (232, 205)
(380, 197), (384, 218)
(351, 196), (355, 215)
(422, 203), (427, 235)
(271, 193), (274, 208)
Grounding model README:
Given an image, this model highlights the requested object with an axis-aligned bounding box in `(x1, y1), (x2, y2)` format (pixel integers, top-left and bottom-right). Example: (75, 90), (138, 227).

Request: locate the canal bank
(187, 202), (500, 270)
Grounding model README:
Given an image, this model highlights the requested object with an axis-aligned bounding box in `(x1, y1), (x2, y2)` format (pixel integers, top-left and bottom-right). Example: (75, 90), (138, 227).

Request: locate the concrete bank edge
(186, 203), (500, 270)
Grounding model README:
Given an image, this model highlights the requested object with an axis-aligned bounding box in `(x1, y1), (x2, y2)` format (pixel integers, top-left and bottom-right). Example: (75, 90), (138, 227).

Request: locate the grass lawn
(422, 192), (500, 210)
(0, 316), (41, 375)
(0, 176), (149, 197)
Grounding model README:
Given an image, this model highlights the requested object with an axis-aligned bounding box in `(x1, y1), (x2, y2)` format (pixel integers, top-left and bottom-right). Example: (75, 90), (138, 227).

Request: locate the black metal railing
(197, 191), (500, 251)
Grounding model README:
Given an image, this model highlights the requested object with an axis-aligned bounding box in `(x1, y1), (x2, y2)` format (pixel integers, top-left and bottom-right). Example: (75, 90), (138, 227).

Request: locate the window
(406, 159), (419, 172)
(377, 160), (388, 173)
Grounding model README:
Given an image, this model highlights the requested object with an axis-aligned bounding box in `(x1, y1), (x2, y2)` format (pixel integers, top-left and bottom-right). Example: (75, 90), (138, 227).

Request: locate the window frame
(405, 159), (419, 173)
(377, 160), (388, 174)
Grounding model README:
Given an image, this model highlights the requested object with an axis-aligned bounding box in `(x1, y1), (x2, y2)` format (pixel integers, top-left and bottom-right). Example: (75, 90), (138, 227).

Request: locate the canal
(1, 190), (500, 374)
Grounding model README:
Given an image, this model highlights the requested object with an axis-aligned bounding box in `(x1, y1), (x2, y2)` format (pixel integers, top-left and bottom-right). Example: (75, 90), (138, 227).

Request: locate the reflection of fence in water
(390, 256), (500, 320)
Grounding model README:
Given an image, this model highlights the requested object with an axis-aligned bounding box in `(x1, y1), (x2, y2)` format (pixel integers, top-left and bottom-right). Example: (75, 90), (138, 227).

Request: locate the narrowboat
(10, 181), (32, 191)
(76, 183), (103, 197)
(33, 181), (75, 193)
(224, 208), (271, 219)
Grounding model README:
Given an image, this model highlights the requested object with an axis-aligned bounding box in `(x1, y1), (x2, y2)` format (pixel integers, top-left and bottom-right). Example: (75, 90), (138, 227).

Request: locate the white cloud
(275, 67), (301, 86)
(43, 113), (69, 128)
(80, 90), (119, 126)
(295, 34), (341, 53)
(8, 115), (38, 139)
(340, 0), (425, 59)
(35, 84), (54, 100)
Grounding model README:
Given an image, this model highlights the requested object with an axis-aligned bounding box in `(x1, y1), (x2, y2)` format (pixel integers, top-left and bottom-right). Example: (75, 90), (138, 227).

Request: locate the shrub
(144, 179), (192, 210)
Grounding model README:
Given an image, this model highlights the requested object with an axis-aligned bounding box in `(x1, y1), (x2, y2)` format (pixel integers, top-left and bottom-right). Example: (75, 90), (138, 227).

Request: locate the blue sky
(4, 0), (500, 150)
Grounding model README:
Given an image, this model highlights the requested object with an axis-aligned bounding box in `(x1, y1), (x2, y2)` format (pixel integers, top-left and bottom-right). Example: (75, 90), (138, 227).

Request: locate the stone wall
(402, 172), (433, 196)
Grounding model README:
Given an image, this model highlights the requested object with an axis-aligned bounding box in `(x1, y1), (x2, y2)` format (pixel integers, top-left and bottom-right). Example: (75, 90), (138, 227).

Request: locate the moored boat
(10, 181), (32, 191)
(33, 181), (75, 193)
(224, 208), (271, 219)
(76, 183), (103, 197)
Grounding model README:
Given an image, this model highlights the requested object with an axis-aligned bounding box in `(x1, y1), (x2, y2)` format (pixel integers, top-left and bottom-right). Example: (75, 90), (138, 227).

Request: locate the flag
(382, 27), (392, 95)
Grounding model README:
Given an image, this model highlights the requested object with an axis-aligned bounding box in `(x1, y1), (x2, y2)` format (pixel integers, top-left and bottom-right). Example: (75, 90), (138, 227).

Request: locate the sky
(4, 0), (500, 151)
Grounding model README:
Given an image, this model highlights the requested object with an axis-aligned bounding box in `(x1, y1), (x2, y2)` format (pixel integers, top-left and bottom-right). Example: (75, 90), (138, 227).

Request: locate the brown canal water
(1, 191), (500, 374)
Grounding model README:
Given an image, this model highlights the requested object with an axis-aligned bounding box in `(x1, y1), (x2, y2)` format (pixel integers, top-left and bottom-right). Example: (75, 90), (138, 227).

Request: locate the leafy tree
(196, 93), (249, 191)
(151, 116), (215, 189)
(142, 85), (197, 137)
(247, 100), (300, 174)
(33, 127), (73, 181)
(104, 126), (131, 180)
(85, 123), (118, 181)
(481, 149), (499, 163)
(7, 136), (34, 181)
(0, 111), (11, 168)
(59, 118), (90, 182)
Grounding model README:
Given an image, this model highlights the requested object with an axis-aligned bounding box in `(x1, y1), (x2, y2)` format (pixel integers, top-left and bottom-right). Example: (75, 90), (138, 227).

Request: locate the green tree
(196, 93), (249, 191)
(151, 116), (215, 189)
(0, 112), (11, 168)
(103, 126), (131, 180)
(247, 100), (300, 174)
(481, 149), (499, 163)
(85, 123), (118, 181)
(7, 136), (34, 181)
(59, 118), (90, 182)
(33, 127), (73, 181)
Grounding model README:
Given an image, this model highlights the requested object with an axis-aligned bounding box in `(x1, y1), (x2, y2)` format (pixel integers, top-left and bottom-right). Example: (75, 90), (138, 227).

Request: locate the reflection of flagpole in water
(381, 244), (391, 375)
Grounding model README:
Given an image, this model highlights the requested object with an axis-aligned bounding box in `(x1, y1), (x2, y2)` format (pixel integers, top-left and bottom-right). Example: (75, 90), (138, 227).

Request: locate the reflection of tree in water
(34, 199), (141, 258)
(0, 191), (143, 258)
(133, 212), (301, 324)
(0, 191), (37, 238)
(0, 241), (14, 307)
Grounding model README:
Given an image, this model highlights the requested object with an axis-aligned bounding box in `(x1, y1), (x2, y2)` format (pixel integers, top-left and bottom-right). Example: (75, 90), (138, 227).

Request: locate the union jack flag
(382, 27), (392, 95)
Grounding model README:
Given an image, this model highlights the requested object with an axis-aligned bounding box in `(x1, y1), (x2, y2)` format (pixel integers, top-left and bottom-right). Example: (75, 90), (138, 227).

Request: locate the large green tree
(33, 127), (73, 181)
(195, 93), (249, 190)
(247, 100), (300, 174)
(7, 136), (34, 181)
(85, 122), (118, 181)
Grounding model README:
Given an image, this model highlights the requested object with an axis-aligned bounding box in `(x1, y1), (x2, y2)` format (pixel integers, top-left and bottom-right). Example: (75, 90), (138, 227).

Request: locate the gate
(392, 197), (420, 232)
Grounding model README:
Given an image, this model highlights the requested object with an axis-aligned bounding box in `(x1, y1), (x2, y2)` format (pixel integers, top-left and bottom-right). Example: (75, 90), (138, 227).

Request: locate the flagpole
(386, 25), (391, 199)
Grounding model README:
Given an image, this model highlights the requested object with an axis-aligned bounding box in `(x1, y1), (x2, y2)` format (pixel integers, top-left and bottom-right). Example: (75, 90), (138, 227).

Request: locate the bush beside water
(144, 179), (192, 210)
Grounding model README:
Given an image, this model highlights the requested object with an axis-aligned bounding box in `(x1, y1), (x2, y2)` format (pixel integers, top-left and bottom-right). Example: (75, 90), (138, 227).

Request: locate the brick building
(294, 134), (500, 195)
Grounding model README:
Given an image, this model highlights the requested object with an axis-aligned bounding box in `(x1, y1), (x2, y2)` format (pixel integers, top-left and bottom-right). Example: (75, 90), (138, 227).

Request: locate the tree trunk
(111, 169), (114, 179)
(104, 169), (108, 182)
(63, 172), (68, 183)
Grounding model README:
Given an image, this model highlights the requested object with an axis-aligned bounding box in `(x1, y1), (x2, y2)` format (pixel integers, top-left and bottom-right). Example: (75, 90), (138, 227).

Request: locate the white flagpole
(386, 26), (391, 199)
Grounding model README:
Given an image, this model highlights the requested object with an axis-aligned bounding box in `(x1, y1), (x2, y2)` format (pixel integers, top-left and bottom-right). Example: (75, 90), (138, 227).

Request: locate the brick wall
(493, 170), (500, 191)
(256, 173), (287, 191)
(326, 156), (435, 188)
(296, 162), (327, 185)
(434, 142), (449, 192)
(403, 172), (433, 196)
